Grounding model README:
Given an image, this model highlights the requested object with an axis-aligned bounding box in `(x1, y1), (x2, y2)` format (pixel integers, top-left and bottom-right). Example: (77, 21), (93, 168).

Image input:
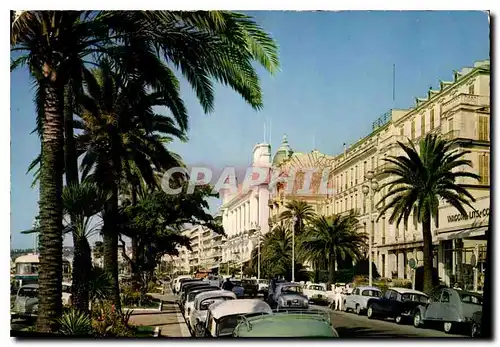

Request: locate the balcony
(442, 130), (460, 141)
(442, 93), (489, 114)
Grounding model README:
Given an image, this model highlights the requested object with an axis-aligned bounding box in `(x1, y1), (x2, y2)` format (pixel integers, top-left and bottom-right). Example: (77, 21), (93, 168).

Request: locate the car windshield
(309, 285), (325, 291)
(282, 285), (302, 294)
(189, 290), (210, 301)
(200, 297), (230, 310)
(217, 315), (242, 336)
(362, 290), (380, 297)
(401, 293), (428, 303)
(461, 294), (483, 305)
(19, 288), (38, 298)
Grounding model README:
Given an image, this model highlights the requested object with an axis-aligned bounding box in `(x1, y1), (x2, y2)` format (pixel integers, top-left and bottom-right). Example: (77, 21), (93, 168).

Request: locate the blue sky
(10, 11), (490, 249)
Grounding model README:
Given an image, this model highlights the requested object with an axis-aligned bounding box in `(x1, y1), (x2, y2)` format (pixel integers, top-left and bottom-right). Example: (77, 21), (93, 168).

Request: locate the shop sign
(446, 208), (490, 223)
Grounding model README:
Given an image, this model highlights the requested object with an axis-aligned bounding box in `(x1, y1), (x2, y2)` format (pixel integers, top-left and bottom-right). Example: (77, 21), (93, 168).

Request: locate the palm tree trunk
(63, 85), (91, 313)
(103, 186), (121, 312)
(327, 252), (335, 286)
(130, 185), (141, 289)
(422, 217), (434, 293)
(36, 80), (64, 333)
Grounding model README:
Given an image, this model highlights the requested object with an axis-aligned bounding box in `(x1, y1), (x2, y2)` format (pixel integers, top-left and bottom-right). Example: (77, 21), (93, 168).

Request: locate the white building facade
(219, 143), (272, 273)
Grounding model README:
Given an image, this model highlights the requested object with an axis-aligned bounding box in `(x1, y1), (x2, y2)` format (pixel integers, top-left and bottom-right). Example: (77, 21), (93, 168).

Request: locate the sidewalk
(128, 288), (190, 337)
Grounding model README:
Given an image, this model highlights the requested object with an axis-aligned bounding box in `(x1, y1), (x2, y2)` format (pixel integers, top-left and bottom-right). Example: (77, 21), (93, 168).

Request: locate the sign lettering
(447, 208), (490, 223)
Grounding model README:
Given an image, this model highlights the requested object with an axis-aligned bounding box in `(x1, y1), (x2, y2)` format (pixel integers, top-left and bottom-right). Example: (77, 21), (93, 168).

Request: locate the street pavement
(311, 304), (466, 338)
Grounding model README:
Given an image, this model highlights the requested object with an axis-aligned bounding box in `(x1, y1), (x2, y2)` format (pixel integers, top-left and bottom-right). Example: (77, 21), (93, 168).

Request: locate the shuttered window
(478, 116), (489, 141)
(479, 154), (490, 185)
(421, 114), (426, 137)
(411, 120), (415, 140)
(469, 84), (475, 95)
(400, 126), (404, 136)
(430, 109), (435, 129)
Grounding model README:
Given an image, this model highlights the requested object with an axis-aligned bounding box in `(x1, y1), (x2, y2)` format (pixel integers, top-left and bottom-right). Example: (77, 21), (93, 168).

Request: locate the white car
(189, 290), (236, 336)
(183, 287), (219, 327)
(257, 279), (269, 295)
(303, 283), (329, 305)
(344, 286), (381, 315)
(202, 299), (273, 337)
(62, 282), (72, 306)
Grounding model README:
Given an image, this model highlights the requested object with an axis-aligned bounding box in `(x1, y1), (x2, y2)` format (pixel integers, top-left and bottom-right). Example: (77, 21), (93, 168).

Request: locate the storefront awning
(436, 227), (488, 241)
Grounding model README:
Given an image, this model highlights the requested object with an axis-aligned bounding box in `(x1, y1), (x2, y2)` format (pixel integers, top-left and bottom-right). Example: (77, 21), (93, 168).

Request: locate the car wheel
(413, 311), (423, 328)
(367, 305), (374, 319)
(395, 315), (403, 324)
(471, 322), (479, 338)
(356, 304), (362, 315)
(444, 322), (453, 334)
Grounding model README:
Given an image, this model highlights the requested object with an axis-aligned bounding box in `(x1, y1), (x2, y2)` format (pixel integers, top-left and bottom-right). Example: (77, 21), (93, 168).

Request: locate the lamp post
(362, 170), (378, 287)
(292, 213), (298, 283)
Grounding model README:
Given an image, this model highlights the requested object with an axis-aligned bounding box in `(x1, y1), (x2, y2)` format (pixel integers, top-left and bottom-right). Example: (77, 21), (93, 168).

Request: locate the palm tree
(302, 213), (367, 286)
(377, 134), (480, 293)
(77, 62), (187, 311)
(279, 200), (316, 236)
(12, 11), (278, 331)
(62, 182), (109, 313)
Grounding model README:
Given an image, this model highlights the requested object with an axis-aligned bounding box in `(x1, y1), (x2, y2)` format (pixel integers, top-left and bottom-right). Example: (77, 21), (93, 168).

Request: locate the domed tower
(272, 134), (293, 167)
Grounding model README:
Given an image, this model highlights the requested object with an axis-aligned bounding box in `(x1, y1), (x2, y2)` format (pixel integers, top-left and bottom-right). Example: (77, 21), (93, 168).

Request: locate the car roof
(390, 287), (427, 296)
(209, 299), (272, 320)
(188, 286), (219, 294)
(356, 286), (380, 291)
(453, 289), (483, 297)
(194, 290), (236, 304)
(234, 313), (337, 337)
(20, 284), (39, 289)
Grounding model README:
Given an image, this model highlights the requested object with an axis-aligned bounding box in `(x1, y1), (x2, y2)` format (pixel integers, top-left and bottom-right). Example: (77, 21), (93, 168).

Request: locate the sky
(10, 11), (490, 249)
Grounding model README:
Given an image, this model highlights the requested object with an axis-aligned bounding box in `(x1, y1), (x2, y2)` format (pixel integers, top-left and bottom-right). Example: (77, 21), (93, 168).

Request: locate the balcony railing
(442, 130), (460, 140)
(442, 93), (489, 113)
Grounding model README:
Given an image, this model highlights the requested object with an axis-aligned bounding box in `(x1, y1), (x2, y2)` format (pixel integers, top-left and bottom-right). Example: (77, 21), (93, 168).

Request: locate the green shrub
(57, 309), (93, 336)
(91, 301), (134, 337)
(390, 279), (412, 289)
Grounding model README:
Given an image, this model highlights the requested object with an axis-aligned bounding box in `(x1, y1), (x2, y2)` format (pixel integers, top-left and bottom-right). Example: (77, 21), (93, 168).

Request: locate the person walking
(222, 278), (234, 291)
(334, 285), (343, 311)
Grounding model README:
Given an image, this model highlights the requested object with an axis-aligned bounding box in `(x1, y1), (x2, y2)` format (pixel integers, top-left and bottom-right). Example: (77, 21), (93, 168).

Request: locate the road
(310, 304), (466, 338)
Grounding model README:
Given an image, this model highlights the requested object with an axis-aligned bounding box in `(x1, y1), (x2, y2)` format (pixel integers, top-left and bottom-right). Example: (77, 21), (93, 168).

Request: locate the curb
(175, 309), (191, 337)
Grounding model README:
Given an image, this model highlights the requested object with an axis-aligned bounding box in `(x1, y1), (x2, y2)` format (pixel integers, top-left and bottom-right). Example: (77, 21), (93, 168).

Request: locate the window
(478, 116), (489, 141)
(383, 290), (392, 300)
(469, 84), (475, 95)
(461, 294), (482, 305)
(345, 171), (348, 190)
(400, 126), (404, 136)
(355, 166), (358, 184)
(389, 290), (398, 300)
(350, 195), (353, 209)
(363, 198), (366, 214)
(411, 120), (415, 139)
(345, 199), (348, 211)
(381, 217), (386, 244)
(371, 157), (375, 171)
(371, 221), (374, 244)
(340, 199), (343, 211)
(479, 154), (490, 185)
(448, 118), (453, 132)
(340, 174), (343, 192)
(362, 290), (381, 297)
(440, 291), (450, 303)
(355, 194), (358, 210)
(421, 114), (426, 137)
(350, 168), (353, 187)
(430, 109), (435, 129)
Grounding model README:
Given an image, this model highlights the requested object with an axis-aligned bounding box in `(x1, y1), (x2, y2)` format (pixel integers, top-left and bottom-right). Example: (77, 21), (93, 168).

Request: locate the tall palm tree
(12, 11), (278, 331)
(77, 62), (187, 310)
(62, 182), (109, 313)
(302, 213), (367, 286)
(279, 200), (316, 236)
(377, 134), (480, 293)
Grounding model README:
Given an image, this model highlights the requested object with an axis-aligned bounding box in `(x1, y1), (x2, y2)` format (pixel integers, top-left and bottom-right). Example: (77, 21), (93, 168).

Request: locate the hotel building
(324, 60), (490, 291)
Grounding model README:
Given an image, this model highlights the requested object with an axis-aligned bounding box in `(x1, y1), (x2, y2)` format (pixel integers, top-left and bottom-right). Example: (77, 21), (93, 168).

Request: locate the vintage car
(190, 290), (237, 336)
(11, 284), (39, 319)
(343, 286), (381, 315)
(62, 282), (73, 306)
(241, 279), (258, 297)
(181, 284), (218, 306)
(343, 283), (355, 295)
(233, 311), (340, 337)
(257, 279), (269, 296)
(366, 287), (428, 324)
(202, 299), (273, 337)
(176, 278), (200, 294)
(303, 283), (329, 305)
(178, 281), (206, 301)
(267, 279), (287, 303)
(182, 286), (219, 322)
(412, 287), (483, 334)
(172, 276), (193, 294)
(269, 282), (309, 310)
(229, 279), (245, 298)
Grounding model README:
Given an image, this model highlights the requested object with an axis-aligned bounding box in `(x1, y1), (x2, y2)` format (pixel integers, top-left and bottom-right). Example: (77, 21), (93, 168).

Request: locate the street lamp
(291, 213), (298, 283)
(362, 170), (379, 287)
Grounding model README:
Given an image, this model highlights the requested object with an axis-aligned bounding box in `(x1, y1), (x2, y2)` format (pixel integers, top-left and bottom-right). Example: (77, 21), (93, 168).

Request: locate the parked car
(366, 287), (428, 324)
(257, 279), (269, 296)
(182, 286), (220, 324)
(267, 279), (287, 303)
(241, 279), (258, 297)
(172, 276), (193, 294)
(178, 281), (204, 301)
(202, 299), (273, 337)
(229, 279), (245, 298)
(11, 284), (39, 319)
(412, 287), (483, 334)
(62, 282), (73, 306)
(303, 283), (329, 305)
(344, 286), (381, 315)
(233, 311), (339, 337)
(190, 290), (237, 336)
(269, 282), (309, 310)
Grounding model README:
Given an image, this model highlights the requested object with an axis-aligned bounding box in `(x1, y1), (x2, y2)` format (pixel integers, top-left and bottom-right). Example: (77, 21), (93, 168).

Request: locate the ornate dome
(272, 134), (293, 167)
